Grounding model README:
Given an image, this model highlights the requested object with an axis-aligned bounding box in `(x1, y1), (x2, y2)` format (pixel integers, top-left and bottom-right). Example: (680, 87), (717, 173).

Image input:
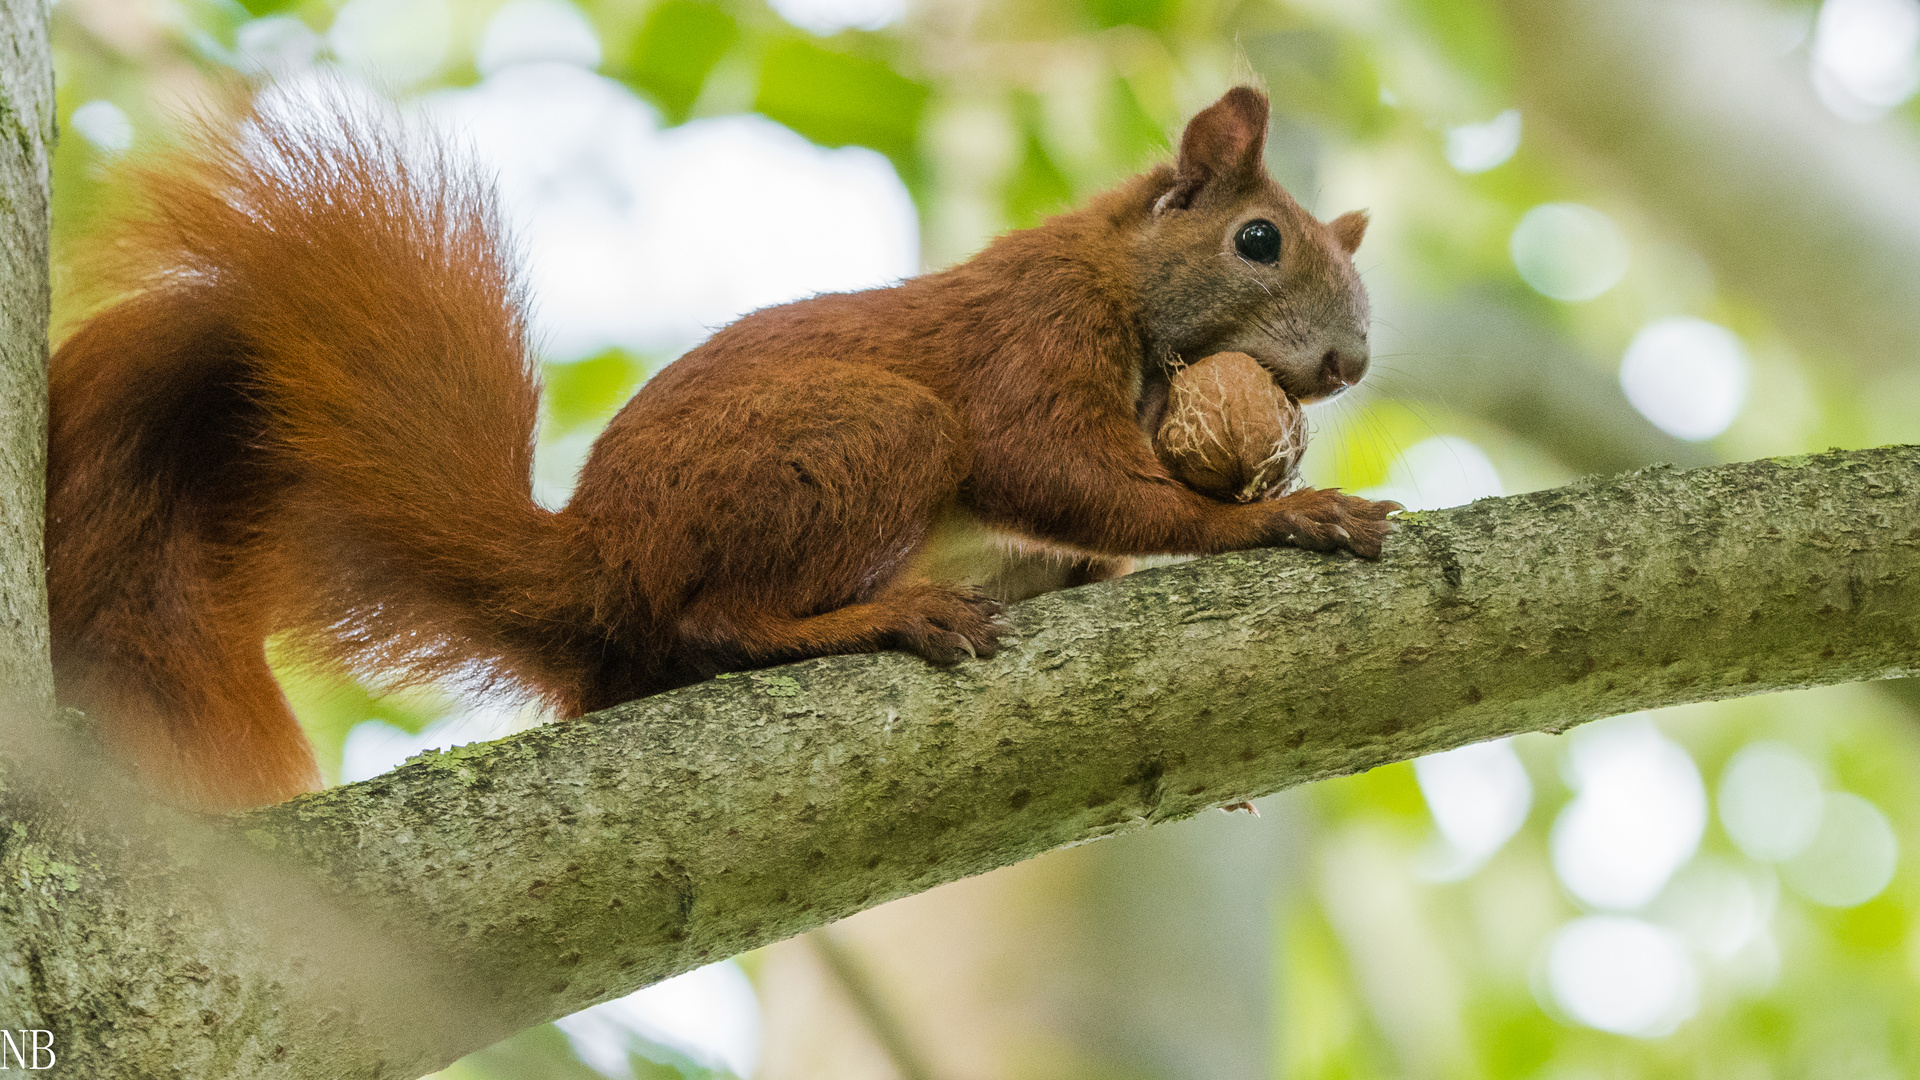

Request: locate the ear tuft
(1156, 86), (1271, 214)
(1330, 210), (1368, 255)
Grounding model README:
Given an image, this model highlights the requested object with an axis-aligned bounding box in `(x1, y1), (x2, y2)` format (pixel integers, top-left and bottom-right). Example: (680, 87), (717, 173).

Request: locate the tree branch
(25, 447), (1920, 1078)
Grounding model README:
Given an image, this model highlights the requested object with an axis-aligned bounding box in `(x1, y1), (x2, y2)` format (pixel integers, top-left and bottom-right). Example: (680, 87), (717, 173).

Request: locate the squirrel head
(1133, 86), (1371, 403)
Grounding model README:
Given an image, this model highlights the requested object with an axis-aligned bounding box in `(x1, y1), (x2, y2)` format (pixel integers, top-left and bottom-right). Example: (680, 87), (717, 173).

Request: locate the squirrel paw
(1266, 488), (1402, 560)
(884, 584), (1011, 665)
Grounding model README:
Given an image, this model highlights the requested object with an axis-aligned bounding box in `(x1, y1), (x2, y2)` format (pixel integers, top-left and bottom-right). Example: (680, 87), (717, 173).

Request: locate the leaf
(1082, 0), (1176, 32)
(625, 0), (740, 125)
(753, 39), (928, 177)
(542, 349), (650, 432)
(234, 0), (302, 16)
(1002, 93), (1074, 228)
(1105, 75), (1170, 172)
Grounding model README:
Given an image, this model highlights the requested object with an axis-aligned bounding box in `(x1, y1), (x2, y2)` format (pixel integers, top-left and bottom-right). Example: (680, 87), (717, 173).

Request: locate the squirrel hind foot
(882, 584), (1010, 666)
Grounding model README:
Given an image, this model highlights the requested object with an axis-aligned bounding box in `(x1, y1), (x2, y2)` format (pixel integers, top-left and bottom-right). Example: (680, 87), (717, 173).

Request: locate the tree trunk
(0, 0), (53, 712)
(1, 445), (1911, 1078)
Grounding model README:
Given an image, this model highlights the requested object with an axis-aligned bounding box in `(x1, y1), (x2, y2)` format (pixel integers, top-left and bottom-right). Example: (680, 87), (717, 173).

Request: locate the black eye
(1234, 219), (1282, 263)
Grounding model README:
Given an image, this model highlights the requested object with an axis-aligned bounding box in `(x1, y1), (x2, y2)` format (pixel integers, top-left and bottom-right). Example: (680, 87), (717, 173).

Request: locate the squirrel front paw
(1263, 488), (1401, 559)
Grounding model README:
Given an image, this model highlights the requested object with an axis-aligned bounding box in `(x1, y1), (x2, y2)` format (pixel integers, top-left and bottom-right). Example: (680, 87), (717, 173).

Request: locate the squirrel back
(50, 85), (1390, 809)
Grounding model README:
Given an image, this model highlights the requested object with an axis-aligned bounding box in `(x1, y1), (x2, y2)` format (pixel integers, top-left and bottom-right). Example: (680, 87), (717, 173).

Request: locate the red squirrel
(46, 85), (1395, 809)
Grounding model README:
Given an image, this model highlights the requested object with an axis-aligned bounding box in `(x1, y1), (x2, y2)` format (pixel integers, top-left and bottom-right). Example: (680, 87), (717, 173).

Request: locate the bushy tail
(48, 87), (599, 808)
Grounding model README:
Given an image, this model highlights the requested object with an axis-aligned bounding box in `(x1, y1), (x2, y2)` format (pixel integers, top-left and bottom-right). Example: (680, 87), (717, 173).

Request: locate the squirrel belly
(47, 85), (1394, 809)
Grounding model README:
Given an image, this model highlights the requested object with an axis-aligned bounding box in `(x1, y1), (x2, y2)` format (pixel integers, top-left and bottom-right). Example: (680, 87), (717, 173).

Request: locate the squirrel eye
(1234, 220), (1282, 263)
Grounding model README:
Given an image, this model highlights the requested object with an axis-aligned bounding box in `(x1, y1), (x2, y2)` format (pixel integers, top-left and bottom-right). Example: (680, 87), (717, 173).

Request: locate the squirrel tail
(48, 89), (600, 808)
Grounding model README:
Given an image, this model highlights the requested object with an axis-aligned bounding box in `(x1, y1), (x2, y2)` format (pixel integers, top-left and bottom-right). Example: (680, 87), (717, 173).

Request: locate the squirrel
(45, 85), (1396, 810)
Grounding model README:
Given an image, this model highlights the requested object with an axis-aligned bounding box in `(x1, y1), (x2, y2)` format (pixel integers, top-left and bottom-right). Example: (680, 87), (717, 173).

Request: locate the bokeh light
(1650, 857), (1777, 964)
(767, 0), (906, 35)
(1359, 435), (1502, 511)
(1550, 715), (1706, 911)
(327, 0), (453, 85)
(339, 704), (527, 783)
(68, 100), (131, 153)
(1618, 317), (1751, 442)
(339, 720), (439, 784)
(1781, 791), (1900, 907)
(555, 960), (760, 1079)
(1545, 916), (1699, 1037)
(1444, 109), (1521, 174)
(423, 66), (917, 362)
(476, 0), (602, 75)
(1413, 738), (1533, 880)
(1718, 741), (1825, 862)
(235, 16), (321, 76)
(1811, 0), (1920, 120)
(1509, 202), (1631, 301)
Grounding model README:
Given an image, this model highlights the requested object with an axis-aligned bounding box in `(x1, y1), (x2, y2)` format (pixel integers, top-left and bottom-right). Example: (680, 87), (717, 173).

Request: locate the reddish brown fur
(48, 86), (1394, 809)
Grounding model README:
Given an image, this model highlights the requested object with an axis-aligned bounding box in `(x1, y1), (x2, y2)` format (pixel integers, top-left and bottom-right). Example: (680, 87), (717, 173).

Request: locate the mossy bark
(5, 447), (1917, 1078)
(0, 0), (53, 712)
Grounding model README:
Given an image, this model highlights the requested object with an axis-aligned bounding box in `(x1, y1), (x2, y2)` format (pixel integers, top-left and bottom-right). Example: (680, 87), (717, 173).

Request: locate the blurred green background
(45, 0), (1920, 1076)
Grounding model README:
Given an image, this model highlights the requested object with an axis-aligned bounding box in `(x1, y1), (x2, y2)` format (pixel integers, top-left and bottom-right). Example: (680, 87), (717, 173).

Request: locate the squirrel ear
(1155, 86), (1270, 215)
(1330, 210), (1368, 254)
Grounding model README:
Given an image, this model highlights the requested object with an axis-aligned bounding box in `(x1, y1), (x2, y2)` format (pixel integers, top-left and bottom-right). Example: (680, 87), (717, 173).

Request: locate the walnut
(1153, 351), (1307, 502)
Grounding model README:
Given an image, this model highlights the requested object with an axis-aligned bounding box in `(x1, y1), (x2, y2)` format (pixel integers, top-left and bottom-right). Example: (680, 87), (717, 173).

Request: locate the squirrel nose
(1320, 348), (1368, 394)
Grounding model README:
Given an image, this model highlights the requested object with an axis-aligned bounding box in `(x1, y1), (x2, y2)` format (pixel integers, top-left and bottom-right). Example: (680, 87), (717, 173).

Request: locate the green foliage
(624, 0), (738, 124)
(1304, 687), (1920, 1080)
(233, 0), (302, 17)
(1831, 891), (1908, 955)
(1315, 760), (1426, 830)
(1395, 0), (1514, 88)
(1104, 76), (1170, 170)
(542, 350), (651, 432)
(1083, 0), (1177, 32)
(272, 662), (450, 786)
(1003, 93), (1076, 227)
(1279, 900), (1393, 1080)
(1468, 995), (1557, 1079)
(753, 38), (929, 182)
(438, 1023), (610, 1080)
